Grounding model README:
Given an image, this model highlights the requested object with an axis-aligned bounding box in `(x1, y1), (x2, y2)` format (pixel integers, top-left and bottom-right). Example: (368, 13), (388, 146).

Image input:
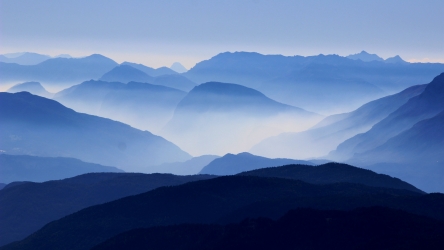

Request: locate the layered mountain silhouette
(184, 52), (444, 114)
(199, 152), (313, 175)
(92, 207), (444, 250)
(331, 73), (444, 161)
(54, 80), (187, 132)
(3, 173), (443, 250)
(0, 54), (117, 86)
(239, 162), (422, 193)
(99, 65), (154, 83)
(121, 62), (178, 76)
(0, 92), (191, 171)
(327, 73), (444, 192)
(150, 155), (220, 175)
(0, 53), (51, 65)
(0, 154), (122, 183)
(0, 184), (5, 190)
(103, 63), (196, 91)
(161, 82), (322, 155)
(251, 84), (426, 159)
(7, 82), (53, 98)
(0, 173), (214, 246)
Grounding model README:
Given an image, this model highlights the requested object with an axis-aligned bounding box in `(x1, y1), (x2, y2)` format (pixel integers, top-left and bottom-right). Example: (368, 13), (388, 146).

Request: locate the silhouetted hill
(0, 173), (214, 246)
(0, 184), (5, 190)
(331, 73), (444, 161)
(7, 82), (53, 98)
(92, 207), (444, 250)
(4, 174), (444, 250)
(0, 154), (123, 183)
(346, 51), (384, 62)
(251, 84), (426, 159)
(239, 162), (423, 193)
(0, 54), (117, 85)
(0, 53), (51, 65)
(99, 65), (154, 83)
(121, 62), (177, 76)
(150, 155), (220, 175)
(199, 152), (313, 175)
(385, 55), (408, 64)
(0, 92), (191, 171)
(161, 82), (321, 155)
(54, 80), (187, 132)
(170, 62), (188, 73)
(184, 52), (444, 114)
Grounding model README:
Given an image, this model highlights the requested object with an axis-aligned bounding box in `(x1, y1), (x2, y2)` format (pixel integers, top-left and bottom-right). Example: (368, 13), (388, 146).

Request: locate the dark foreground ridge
(92, 207), (444, 250)
(3, 175), (443, 250)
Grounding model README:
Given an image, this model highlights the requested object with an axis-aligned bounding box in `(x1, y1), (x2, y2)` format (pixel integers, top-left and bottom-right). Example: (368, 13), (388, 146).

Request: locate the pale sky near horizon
(1, 0), (443, 68)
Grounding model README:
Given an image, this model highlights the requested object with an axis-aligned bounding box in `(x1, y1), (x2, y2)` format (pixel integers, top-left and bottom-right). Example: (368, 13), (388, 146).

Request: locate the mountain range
(184, 52), (444, 114)
(0, 154), (122, 183)
(3, 172), (440, 250)
(0, 53), (51, 65)
(0, 173), (214, 246)
(54, 80), (188, 132)
(161, 82), (322, 155)
(149, 155), (220, 175)
(250, 84), (426, 159)
(0, 92), (191, 172)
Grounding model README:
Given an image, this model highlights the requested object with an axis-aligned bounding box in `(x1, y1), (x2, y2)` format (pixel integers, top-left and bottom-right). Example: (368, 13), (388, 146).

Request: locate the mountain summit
(347, 51), (384, 62)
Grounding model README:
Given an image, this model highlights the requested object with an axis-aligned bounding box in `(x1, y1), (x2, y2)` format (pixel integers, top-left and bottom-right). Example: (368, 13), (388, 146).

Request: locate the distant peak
(170, 62), (188, 73)
(385, 55), (408, 64)
(347, 51), (384, 62)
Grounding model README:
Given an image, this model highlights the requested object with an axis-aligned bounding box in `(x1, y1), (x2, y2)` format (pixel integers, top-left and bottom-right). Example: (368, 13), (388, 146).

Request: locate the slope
(0, 154), (123, 183)
(161, 82), (322, 155)
(3, 175), (444, 250)
(199, 152), (313, 175)
(0, 173), (214, 246)
(250, 84), (426, 159)
(0, 92), (191, 172)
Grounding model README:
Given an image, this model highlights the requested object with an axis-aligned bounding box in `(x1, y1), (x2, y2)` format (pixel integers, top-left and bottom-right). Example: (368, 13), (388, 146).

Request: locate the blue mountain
(199, 152), (313, 175)
(161, 82), (322, 155)
(0, 92), (191, 172)
(0, 54), (118, 85)
(184, 52), (444, 114)
(7, 82), (53, 98)
(121, 62), (177, 76)
(54, 80), (187, 132)
(250, 84), (426, 159)
(346, 51), (384, 62)
(99, 65), (154, 83)
(0, 52), (51, 65)
(0, 154), (123, 183)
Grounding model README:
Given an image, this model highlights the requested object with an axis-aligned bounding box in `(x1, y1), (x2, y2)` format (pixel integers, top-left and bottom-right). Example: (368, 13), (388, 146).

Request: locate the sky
(1, 0), (443, 68)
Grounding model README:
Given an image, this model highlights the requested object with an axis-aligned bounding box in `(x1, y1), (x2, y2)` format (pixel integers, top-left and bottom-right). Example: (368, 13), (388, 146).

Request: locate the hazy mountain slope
(330, 73), (444, 161)
(0, 53), (51, 65)
(170, 62), (188, 73)
(121, 62), (178, 76)
(199, 152), (313, 175)
(150, 155), (220, 175)
(92, 207), (444, 250)
(99, 65), (154, 83)
(0, 173), (214, 246)
(250, 84), (426, 159)
(239, 162), (423, 193)
(0, 184), (5, 190)
(0, 54), (118, 86)
(152, 74), (196, 91)
(4, 175), (444, 250)
(7, 82), (53, 98)
(0, 92), (191, 171)
(54, 80), (187, 132)
(161, 82), (322, 155)
(0, 154), (123, 183)
(184, 52), (444, 114)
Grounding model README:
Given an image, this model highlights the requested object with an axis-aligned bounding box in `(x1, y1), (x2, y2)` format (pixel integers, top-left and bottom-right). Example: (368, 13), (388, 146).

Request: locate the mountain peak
(347, 51), (384, 62)
(385, 55), (408, 64)
(170, 62), (188, 73)
(99, 65), (153, 83)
